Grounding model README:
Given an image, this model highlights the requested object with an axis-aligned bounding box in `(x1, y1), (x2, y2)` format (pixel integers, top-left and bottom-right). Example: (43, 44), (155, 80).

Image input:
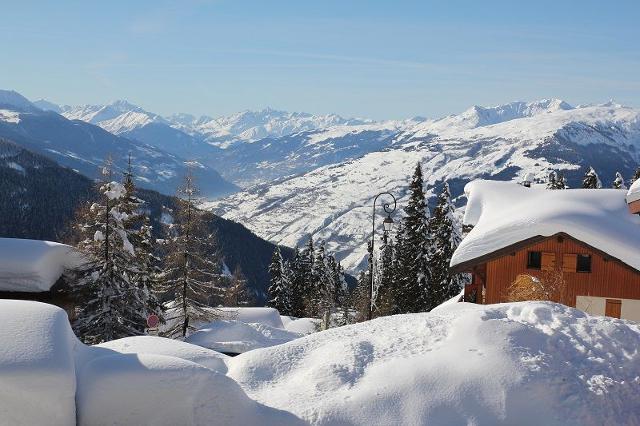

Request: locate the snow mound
(0, 300), (78, 425)
(0, 238), (81, 292)
(282, 317), (320, 335)
(451, 180), (640, 270)
(89, 335), (229, 374)
(185, 320), (302, 354)
(218, 307), (284, 328)
(77, 353), (303, 426)
(228, 302), (640, 425)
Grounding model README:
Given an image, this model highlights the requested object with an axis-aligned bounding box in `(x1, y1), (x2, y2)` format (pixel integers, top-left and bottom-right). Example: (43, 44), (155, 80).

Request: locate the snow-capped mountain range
(1, 91), (237, 197)
(9, 89), (640, 273)
(205, 100), (640, 272)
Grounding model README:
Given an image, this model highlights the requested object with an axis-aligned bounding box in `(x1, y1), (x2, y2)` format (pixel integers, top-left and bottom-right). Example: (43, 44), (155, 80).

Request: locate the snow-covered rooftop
(0, 238), (81, 292)
(627, 179), (640, 204)
(451, 180), (640, 270)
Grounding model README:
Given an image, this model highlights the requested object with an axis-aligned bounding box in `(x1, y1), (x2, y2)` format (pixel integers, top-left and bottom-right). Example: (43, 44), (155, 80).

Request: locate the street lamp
(368, 192), (396, 320)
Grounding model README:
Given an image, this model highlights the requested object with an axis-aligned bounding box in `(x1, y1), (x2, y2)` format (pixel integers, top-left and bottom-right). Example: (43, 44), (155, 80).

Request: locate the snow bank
(0, 238), (82, 292)
(282, 317), (320, 335)
(185, 320), (302, 354)
(88, 335), (229, 374)
(76, 353), (303, 426)
(228, 302), (640, 425)
(218, 307), (284, 328)
(451, 180), (640, 270)
(0, 300), (78, 425)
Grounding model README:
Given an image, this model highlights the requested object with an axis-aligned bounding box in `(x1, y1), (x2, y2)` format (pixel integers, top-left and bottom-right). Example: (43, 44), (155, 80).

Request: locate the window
(577, 254), (592, 273)
(527, 251), (541, 269)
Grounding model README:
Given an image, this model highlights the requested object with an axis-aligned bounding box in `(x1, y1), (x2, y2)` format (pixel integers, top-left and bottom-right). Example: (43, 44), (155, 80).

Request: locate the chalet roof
(0, 238), (82, 293)
(450, 180), (640, 271)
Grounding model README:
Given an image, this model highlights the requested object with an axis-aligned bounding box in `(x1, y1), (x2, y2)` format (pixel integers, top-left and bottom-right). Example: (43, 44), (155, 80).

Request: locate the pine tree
(267, 247), (293, 315)
(353, 270), (371, 322)
(287, 248), (303, 317)
(427, 182), (468, 309)
(557, 173), (569, 189)
(582, 166), (602, 189)
(121, 157), (164, 323)
(546, 171), (558, 190)
(612, 172), (627, 189)
(374, 232), (396, 317)
(71, 160), (148, 344)
(631, 167), (640, 184)
(396, 163), (431, 312)
(160, 171), (221, 338)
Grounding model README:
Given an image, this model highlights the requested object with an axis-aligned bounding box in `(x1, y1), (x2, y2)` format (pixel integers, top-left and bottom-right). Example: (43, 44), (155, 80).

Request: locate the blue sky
(2, 0), (639, 120)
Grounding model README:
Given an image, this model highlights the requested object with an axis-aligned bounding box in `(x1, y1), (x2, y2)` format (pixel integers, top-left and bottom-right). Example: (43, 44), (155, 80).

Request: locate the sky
(1, 0), (639, 120)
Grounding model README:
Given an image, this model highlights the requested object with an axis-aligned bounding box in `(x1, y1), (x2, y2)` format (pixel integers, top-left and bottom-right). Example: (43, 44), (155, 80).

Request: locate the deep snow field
(1, 299), (639, 425)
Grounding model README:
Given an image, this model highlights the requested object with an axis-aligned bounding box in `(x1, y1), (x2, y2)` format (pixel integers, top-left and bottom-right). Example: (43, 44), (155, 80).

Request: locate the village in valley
(1, 1), (640, 425)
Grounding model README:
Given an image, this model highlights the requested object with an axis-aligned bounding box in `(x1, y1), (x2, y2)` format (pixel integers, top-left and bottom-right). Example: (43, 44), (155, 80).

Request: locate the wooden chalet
(450, 180), (640, 321)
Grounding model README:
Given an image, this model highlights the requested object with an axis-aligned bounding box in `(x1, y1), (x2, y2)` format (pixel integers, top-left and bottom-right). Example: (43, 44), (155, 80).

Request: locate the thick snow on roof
(627, 178), (640, 203)
(0, 238), (82, 292)
(228, 301), (640, 425)
(0, 300), (78, 425)
(450, 180), (640, 270)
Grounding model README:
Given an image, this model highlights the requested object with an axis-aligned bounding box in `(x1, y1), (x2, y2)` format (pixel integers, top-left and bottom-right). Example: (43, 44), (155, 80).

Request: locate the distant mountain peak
(0, 89), (38, 112)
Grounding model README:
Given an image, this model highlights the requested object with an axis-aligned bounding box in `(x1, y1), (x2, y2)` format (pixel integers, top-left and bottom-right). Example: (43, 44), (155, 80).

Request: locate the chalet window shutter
(541, 252), (556, 271)
(563, 254), (578, 273)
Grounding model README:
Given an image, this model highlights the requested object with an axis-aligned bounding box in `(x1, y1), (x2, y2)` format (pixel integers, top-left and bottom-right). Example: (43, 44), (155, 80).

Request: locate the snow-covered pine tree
(631, 167), (640, 184)
(224, 265), (252, 307)
(267, 247), (293, 315)
(287, 247), (308, 317)
(160, 171), (222, 338)
(309, 243), (330, 317)
(546, 171), (558, 189)
(353, 270), (371, 322)
(396, 163), (431, 312)
(557, 173), (569, 189)
(373, 232), (395, 317)
(582, 166), (602, 189)
(390, 222), (410, 314)
(427, 182), (467, 309)
(612, 172), (627, 189)
(71, 160), (148, 344)
(121, 157), (164, 324)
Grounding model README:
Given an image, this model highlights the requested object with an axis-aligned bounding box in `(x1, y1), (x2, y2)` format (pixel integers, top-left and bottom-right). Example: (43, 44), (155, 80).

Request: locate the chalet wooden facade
(455, 232), (640, 321)
(450, 180), (640, 322)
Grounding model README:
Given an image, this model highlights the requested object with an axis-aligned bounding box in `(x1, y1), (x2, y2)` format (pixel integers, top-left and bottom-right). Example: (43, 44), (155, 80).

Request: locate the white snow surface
(90, 336), (230, 374)
(282, 317), (321, 335)
(627, 178), (640, 203)
(0, 300), (78, 425)
(185, 320), (302, 354)
(0, 238), (81, 292)
(76, 353), (301, 426)
(228, 301), (640, 425)
(217, 306), (284, 328)
(451, 180), (640, 270)
(0, 108), (21, 123)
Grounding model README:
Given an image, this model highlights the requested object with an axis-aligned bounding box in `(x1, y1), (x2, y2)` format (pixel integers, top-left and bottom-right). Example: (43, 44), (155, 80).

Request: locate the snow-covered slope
(229, 301), (640, 425)
(207, 101), (640, 272)
(188, 107), (373, 148)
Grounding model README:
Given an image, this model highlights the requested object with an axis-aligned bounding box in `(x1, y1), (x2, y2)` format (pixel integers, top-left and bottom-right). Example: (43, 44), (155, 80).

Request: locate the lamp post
(368, 192), (396, 320)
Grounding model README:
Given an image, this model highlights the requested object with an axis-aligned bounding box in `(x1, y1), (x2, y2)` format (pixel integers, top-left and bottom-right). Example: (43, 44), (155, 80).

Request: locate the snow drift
(0, 300), (78, 425)
(228, 301), (640, 425)
(76, 353), (302, 426)
(185, 320), (302, 354)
